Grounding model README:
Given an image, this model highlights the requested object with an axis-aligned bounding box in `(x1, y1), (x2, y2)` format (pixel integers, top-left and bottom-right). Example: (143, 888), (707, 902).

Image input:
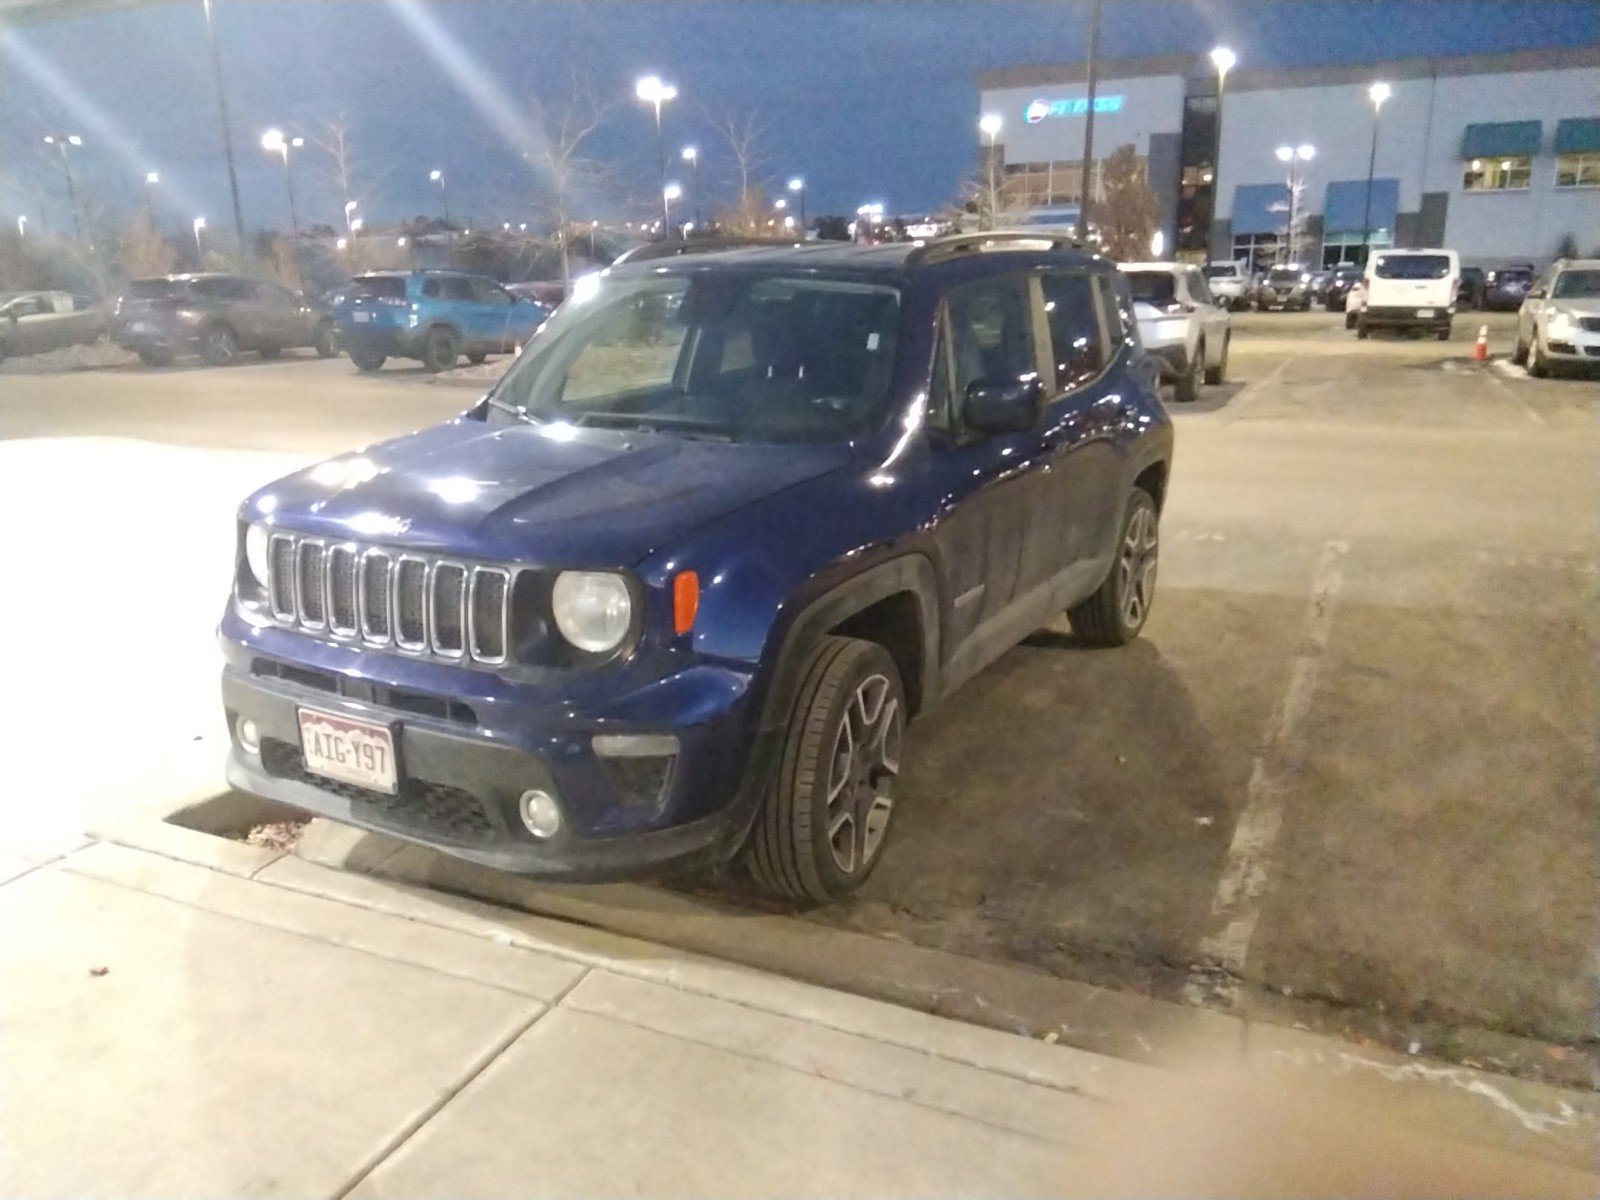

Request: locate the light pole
(1360, 82), (1392, 265)
(343, 199), (358, 237)
(1076, 0), (1104, 241)
(663, 181), (683, 236)
(193, 216), (206, 259)
(429, 168), (455, 266)
(261, 129), (305, 237)
(978, 114), (1002, 229)
(16, 215), (26, 239)
(787, 176), (806, 231)
(143, 171), (159, 225)
(634, 75), (678, 228)
(681, 146), (700, 225)
(200, 0), (246, 248)
(43, 134), (84, 242)
(1274, 143), (1315, 264)
(1209, 46), (1235, 256)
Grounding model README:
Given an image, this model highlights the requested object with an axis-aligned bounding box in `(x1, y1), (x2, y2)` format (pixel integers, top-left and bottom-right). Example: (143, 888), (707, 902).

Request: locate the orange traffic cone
(1474, 325), (1489, 361)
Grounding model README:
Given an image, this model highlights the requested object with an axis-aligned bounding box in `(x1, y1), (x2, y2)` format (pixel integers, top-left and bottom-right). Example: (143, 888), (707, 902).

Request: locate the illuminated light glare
(428, 476), (481, 504)
(1209, 46), (1236, 78)
(569, 272), (603, 305)
(347, 511), (411, 538)
(540, 421), (581, 442)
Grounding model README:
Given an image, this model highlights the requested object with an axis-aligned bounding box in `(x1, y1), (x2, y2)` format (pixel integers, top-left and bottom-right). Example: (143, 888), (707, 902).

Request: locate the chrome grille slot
(359, 550), (393, 644)
(267, 534), (298, 621)
(430, 562), (468, 657)
(327, 544), (359, 636)
(469, 567), (510, 663)
(393, 556), (429, 650)
(259, 535), (514, 667)
(296, 540), (327, 629)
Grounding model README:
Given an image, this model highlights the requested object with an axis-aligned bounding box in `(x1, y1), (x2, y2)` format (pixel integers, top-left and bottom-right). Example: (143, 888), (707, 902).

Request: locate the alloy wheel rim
(1117, 505), (1159, 628)
(824, 673), (902, 876)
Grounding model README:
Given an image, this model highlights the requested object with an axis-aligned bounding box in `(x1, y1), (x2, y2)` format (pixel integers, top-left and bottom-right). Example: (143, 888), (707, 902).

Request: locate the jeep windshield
(490, 271), (901, 444)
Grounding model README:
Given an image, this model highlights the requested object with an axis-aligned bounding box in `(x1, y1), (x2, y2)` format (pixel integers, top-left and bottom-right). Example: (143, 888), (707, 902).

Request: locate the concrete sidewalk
(2, 834), (1595, 1199)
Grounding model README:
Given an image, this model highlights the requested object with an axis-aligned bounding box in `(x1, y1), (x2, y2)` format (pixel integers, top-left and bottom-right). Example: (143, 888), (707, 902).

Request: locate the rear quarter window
(1123, 271), (1176, 306)
(352, 276), (408, 300)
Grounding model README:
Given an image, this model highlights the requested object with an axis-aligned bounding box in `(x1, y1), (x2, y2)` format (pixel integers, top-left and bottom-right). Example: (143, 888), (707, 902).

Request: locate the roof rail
(904, 229), (1089, 267)
(612, 237), (802, 265)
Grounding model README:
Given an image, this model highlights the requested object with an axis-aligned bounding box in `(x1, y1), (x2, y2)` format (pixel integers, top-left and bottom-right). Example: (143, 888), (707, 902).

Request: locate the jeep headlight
(244, 524), (272, 588)
(551, 571), (632, 653)
(1546, 309), (1575, 336)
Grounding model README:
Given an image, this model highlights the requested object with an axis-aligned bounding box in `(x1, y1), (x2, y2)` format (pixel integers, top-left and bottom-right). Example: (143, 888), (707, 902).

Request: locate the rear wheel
(313, 322), (339, 358)
(199, 323), (239, 366)
(466, 350), (488, 365)
(1068, 488), (1159, 647)
(1355, 318), (1370, 340)
(1204, 334), (1228, 385)
(421, 327), (460, 373)
(350, 348), (386, 373)
(1435, 323), (1451, 342)
(746, 636), (905, 905)
(1173, 342), (1202, 402)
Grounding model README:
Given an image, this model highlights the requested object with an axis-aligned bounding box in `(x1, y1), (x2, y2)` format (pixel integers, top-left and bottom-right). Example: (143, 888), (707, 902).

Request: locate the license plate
(298, 708), (397, 793)
(1415, 308), (1435, 318)
(353, 311), (372, 323)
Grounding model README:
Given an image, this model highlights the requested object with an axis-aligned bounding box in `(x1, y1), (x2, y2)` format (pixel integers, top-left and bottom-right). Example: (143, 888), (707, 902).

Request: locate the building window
(1231, 234), (1280, 273)
(1001, 156), (1141, 211)
(1322, 229), (1393, 267)
(1555, 151), (1600, 188)
(1463, 156), (1531, 191)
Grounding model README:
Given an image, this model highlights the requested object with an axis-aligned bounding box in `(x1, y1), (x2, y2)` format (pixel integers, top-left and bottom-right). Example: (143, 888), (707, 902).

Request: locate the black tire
(313, 322), (339, 358)
(1344, 309), (1357, 330)
(1528, 337), (1549, 378)
(1204, 334), (1228, 386)
(1355, 318), (1370, 340)
(1435, 323), (1451, 342)
(1068, 488), (1160, 647)
(421, 326), (460, 373)
(746, 636), (906, 905)
(1173, 342), (1202, 403)
(198, 323), (239, 366)
(258, 345), (283, 360)
(137, 347), (174, 368)
(466, 350), (488, 365)
(350, 348), (386, 373)
(1511, 334), (1529, 366)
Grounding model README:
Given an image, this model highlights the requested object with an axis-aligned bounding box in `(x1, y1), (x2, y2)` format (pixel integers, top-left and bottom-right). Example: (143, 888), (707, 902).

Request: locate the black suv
(114, 273), (338, 367)
(222, 234), (1174, 902)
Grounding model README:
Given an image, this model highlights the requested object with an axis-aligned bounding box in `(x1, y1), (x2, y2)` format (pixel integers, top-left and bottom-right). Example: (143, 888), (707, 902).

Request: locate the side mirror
(1528, 287), (1546, 300)
(963, 377), (1044, 435)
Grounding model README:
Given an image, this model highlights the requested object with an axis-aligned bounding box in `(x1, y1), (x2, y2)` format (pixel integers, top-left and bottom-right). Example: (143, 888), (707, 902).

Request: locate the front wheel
(1511, 333), (1529, 365)
(1528, 337), (1550, 378)
(1173, 343), (1202, 402)
(746, 636), (905, 905)
(421, 327), (460, 373)
(1068, 488), (1159, 647)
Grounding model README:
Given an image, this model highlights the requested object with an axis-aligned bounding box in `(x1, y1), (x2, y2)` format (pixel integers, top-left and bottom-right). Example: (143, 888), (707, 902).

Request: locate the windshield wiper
(485, 396), (538, 424)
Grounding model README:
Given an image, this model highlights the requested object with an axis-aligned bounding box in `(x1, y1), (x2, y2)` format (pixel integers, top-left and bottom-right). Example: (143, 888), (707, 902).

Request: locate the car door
(467, 276), (519, 351)
(438, 275), (477, 344)
(254, 281), (310, 346)
(1186, 267), (1230, 350)
(1016, 268), (1118, 596)
(924, 273), (1041, 687)
(3, 294), (56, 355)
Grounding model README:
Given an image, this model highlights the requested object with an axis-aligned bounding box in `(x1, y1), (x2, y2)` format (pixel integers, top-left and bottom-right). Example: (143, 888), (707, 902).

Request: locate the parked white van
(1355, 249), (1460, 340)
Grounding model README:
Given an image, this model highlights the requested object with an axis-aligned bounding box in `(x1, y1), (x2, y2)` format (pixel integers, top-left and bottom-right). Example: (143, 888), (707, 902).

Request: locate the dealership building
(975, 46), (1599, 270)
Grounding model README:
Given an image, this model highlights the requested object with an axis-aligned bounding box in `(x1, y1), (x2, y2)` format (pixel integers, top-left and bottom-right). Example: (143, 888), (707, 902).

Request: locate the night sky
(3, 0), (1595, 234)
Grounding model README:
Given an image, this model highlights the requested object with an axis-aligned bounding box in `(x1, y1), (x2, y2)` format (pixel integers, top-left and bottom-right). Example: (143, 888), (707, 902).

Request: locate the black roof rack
(612, 237), (803, 265)
(903, 229), (1089, 268)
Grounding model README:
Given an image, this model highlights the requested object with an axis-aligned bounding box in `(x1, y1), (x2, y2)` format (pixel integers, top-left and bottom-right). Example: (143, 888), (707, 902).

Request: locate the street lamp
(43, 134), (85, 242)
(350, 217), (364, 234)
(343, 199), (358, 236)
(635, 74), (678, 227)
(201, 0), (246, 247)
(1209, 47), (1235, 254)
(1274, 143), (1315, 264)
(681, 145), (701, 224)
(978, 113), (1002, 229)
(773, 198), (787, 211)
(787, 176), (806, 231)
(193, 216), (206, 258)
(143, 171), (160, 224)
(260, 128), (305, 237)
(429, 168), (455, 266)
(1360, 82), (1393, 265)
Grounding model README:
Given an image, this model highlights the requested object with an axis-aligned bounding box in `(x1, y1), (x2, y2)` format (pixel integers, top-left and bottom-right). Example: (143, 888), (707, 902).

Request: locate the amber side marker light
(673, 570), (700, 635)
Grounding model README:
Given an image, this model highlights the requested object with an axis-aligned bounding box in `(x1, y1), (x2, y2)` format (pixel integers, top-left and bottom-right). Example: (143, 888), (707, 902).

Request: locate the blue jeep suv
(337, 269), (548, 373)
(222, 234), (1173, 902)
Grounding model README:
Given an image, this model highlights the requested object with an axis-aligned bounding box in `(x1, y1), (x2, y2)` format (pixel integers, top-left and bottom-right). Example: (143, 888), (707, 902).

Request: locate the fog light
(236, 716), (261, 756)
(518, 789), (562, 839)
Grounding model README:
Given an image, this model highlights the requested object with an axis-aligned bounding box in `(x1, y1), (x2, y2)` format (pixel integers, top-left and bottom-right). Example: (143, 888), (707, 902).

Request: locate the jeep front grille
(264, 533), (514, 665)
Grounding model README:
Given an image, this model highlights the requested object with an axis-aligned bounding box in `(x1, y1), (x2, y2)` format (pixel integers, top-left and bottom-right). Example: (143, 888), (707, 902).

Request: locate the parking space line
(1485, 363), (1547, 426)
(1184, 538), (1348, 1008)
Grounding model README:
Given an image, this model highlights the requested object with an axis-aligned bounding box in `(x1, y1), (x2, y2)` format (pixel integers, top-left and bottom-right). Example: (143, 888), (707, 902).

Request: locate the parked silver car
(1118, 262), (1232, 402)
(0, 290), (105, 362)
(1514, 259), (1600, 377)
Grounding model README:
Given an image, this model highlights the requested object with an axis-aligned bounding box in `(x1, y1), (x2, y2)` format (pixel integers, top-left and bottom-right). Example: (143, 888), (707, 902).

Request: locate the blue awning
(1555, 118), (1600, 155)
(1460, 121), (1542, 159)
(1230, 183), (1290, 236)
(1323, 178), (1399, 234)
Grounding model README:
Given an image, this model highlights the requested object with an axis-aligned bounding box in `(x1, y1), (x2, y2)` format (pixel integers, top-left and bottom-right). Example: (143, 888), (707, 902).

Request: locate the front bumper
(1254, 291), (1308, 310)
(219, 626), (764, 880)
(1361, 305), (1452, 329)
(1542, 325), (1600, 364)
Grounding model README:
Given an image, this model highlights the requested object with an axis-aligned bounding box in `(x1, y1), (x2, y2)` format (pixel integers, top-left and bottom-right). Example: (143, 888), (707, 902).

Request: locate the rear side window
(193, 277), (252, 300)
(1374, 254), (1451, 280)
(128, 279), (181, 299)
(353, 275), (408, 300)
(1123, 270), (1177, 307)
(421, 279), (441, 298)
(440, 277), (475, 302)
(1039, 272), (1105, 390)
(469, 277), (511, 305)
(944, 275), (1035, 400)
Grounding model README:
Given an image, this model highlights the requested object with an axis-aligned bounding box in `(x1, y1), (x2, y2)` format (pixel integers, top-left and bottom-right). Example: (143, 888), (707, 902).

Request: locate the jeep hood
(245, 414), (853, 567)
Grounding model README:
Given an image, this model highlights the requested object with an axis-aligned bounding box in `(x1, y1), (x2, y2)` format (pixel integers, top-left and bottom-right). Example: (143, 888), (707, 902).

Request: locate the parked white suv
(1514, 259), (1600, 377)
(1202, 261), (1250, 310)
(1118, 262), (1232, 402)
(1354, 248), (1460, 340)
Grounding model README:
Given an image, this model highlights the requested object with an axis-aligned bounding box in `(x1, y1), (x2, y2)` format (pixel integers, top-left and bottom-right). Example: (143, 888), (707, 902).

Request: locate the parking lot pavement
(2, 314), (1595, 1089)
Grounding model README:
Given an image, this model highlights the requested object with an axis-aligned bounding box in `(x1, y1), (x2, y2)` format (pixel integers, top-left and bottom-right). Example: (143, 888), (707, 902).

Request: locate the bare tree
(1087, 144), (1159, 261)
(309, 115), (396, 225)
(526, 73), (616, 284)
(119, 212), (177, 277)
(706, 104), (771, 232)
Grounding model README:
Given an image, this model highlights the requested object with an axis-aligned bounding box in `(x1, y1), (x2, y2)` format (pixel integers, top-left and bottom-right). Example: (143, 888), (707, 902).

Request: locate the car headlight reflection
(1546, 309), (1575, 336)
(244, 524), (272, 588)
(551, 571), (633, 653)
